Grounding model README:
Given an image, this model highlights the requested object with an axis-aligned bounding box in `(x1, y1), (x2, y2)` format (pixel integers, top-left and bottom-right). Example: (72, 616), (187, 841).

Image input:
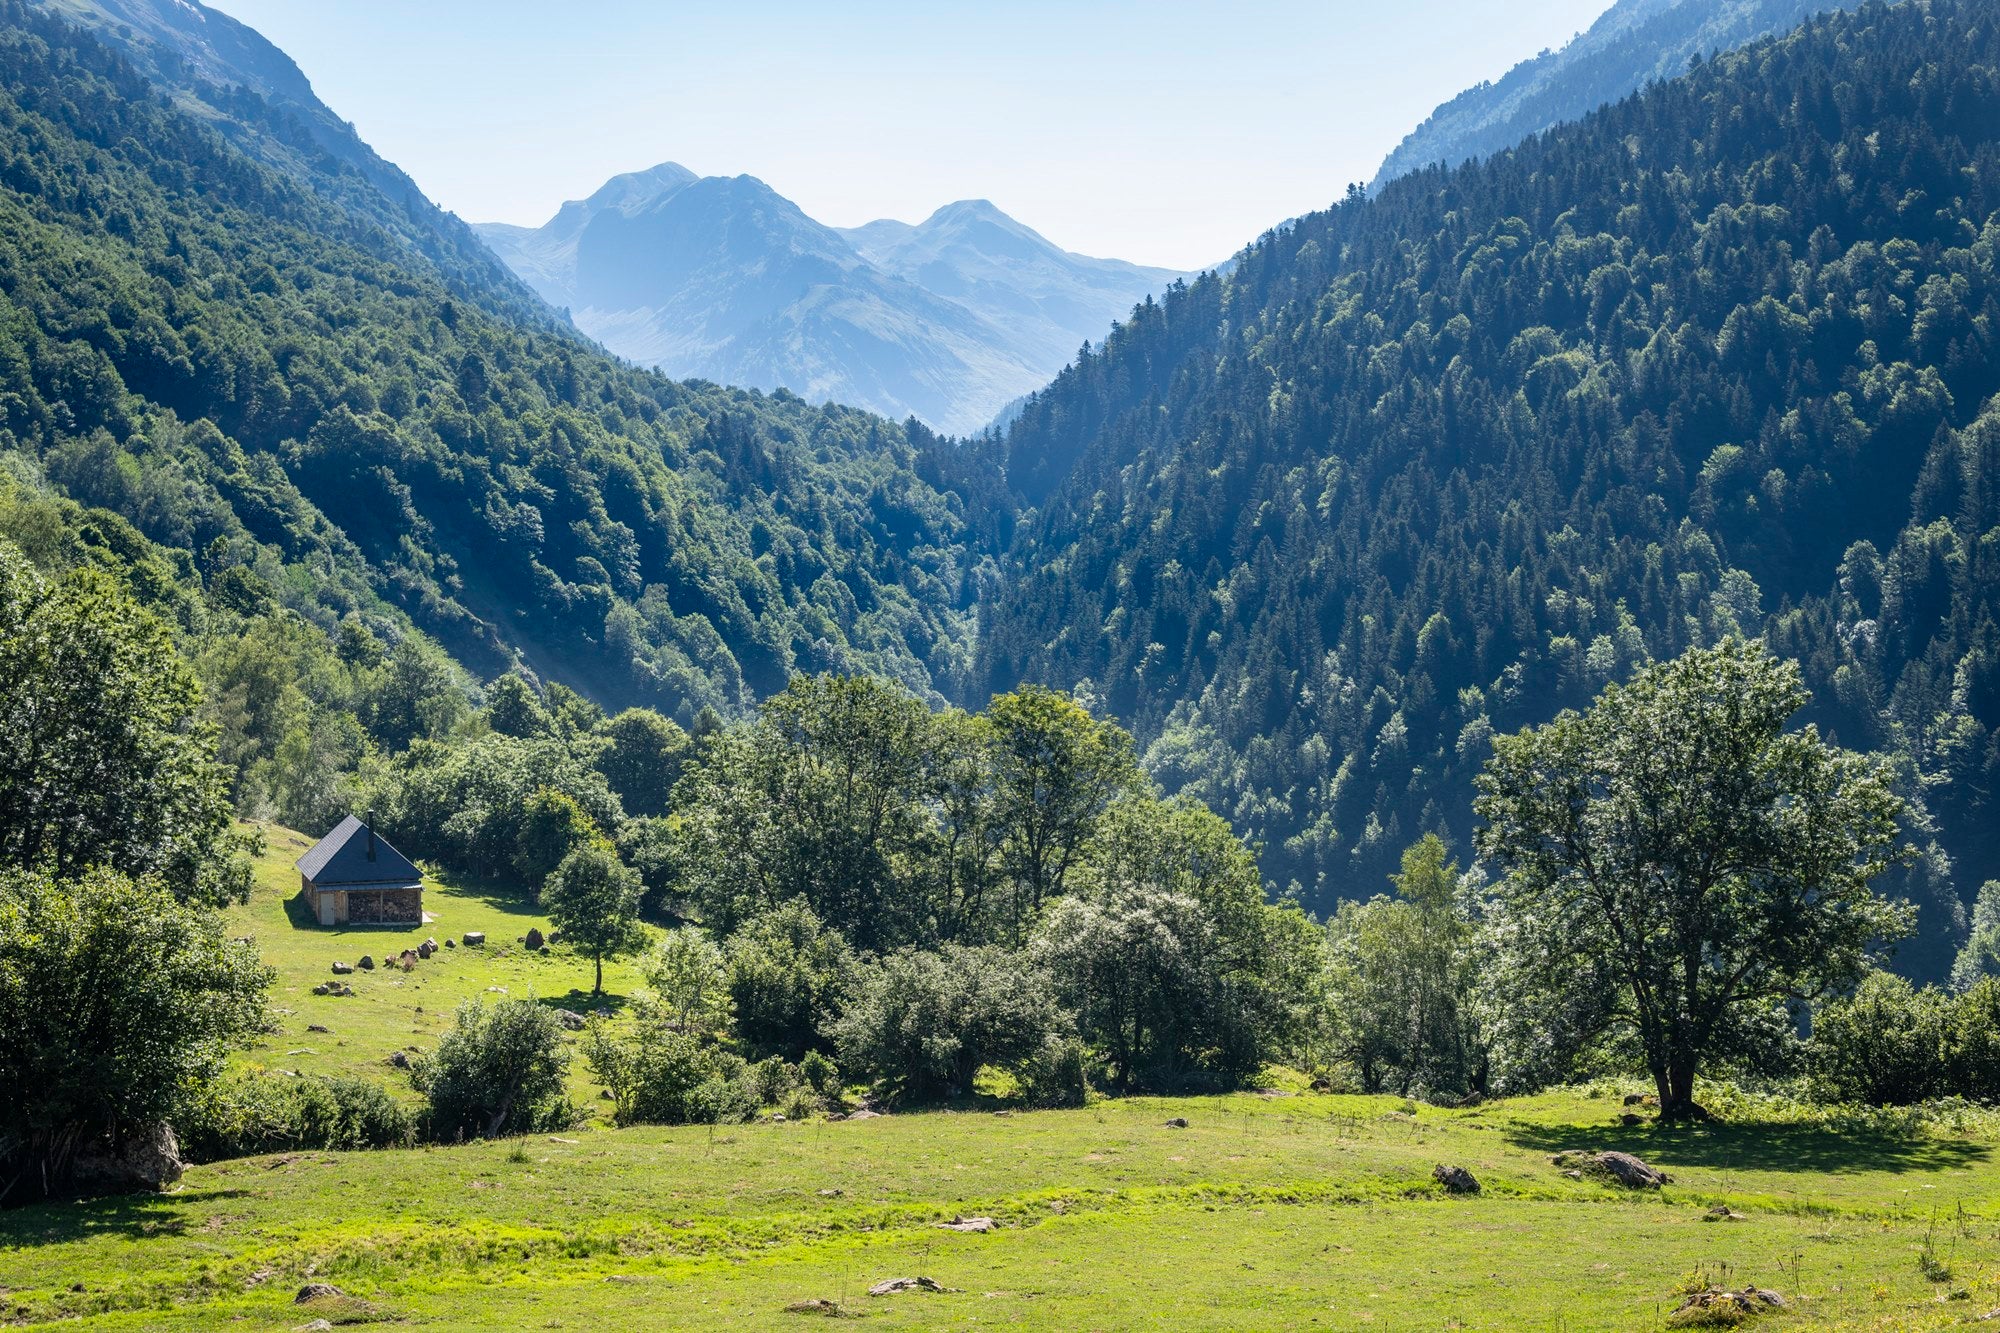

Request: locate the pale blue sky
(208, 0), (1614, 270)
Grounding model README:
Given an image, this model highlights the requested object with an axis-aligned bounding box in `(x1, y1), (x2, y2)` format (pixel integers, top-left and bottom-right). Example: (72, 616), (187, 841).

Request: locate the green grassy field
(2, 828), (1998, 1329)
(222, 824), (648, 1109)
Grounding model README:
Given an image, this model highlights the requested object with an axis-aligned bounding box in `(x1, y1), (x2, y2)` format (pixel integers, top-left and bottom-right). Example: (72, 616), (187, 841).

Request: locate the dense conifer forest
(981, 0), (2000, 976)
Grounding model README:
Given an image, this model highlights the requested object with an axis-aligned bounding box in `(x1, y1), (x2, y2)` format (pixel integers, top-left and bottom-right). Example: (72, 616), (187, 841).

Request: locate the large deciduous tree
(1473, 639), (1911, 1119)
(542, 841), (646, 996)
(0, 541), (247, 905)
(0, 866), (270, 1199)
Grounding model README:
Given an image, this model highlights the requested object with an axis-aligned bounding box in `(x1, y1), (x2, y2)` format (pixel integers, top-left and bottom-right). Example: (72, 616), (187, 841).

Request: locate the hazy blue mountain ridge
(478, 169), (1188, 434)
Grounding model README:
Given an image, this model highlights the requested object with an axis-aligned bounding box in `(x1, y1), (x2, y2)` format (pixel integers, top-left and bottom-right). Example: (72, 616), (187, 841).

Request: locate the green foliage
(177, 1071), (417, 1161)
(1321, 835), (1485, 1098)
(411, 999), (575, 1140)
(1808, 972), (2000, 1106)
(597, 708), (689, 818)
(0, 538), (247, 905)
(668, 675), (1140, 949)
(723, 899), (856, 1063)
(640, 926), (730, 1034)
(1952, 880), (2000, 990)
(541, 841), (646, 995)
(1807, 972), (1955, 1106)
(1033, 793), (1321, 1090)
(980, 0), (2000, 973)
(831, 944), (1065, 1101)
(1475, 639), (1912, 1115)
(582, 1014), (757, 1127)
(0, 865), (270, 1196)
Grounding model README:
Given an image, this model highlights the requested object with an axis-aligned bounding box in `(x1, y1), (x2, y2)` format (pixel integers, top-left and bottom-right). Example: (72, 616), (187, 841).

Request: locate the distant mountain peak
(478, 169), (1189, 434)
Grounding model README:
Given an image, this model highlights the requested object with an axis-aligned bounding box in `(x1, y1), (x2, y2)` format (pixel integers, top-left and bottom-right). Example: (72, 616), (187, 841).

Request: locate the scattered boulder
(1164, 1117), (1189, 1129)
(1703, 1204), (1748, 1222)
(938, 1216), (995, 1232)
(387, 1051), (410, 1069)
(1309, 1077), (1333, 1092)
(548, 930), (564, 945)
(1433, 1164), (1481, 1194)
(1620, 1113), (1646, 1127)
(1623, 1093), (1657, 1107)
(293, 1282), (344, 1304)
(818, 1188), (845, 1197)
(71, 1122), (183, 1194)
(293, 1321), (334, 1333)
(417, 941), (433, 960)
(784, 1299), (854, 1317)
(1596, 1150), (1670, 1189)
(312, 981), (354, 997)
(556, 1009), (587, 1031)
(444, 938), (457, 949)
(1669, 1287), (1784, 1325)
(306, 1024), (330, 1034)
(398, 949), (419, 969)
(538, 945), (551, 956)
(330, 962), (353, 975)
(525, 927), (545, 951)
(846, 1108), (882, 1120)
(462, 932), (485, 947)
(357, 955), (374, 971)
(868, 1276), (953, 1296)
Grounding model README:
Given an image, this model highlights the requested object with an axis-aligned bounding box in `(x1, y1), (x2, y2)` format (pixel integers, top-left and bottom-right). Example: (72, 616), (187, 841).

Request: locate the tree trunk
(594, 952), (604, 996)
(1658, 1061), (1707, 1121)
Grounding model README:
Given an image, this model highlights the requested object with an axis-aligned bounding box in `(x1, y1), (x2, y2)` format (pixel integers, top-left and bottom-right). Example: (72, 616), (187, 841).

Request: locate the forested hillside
(1370, 0), (1851, 188)
(983, 0), (2000, 978)
(0, 0), (984, 723)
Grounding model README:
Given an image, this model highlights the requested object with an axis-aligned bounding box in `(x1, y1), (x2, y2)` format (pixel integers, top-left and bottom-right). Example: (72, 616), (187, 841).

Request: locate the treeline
(5, 512), (1995, 1198)
(980, 0), (2000, 979)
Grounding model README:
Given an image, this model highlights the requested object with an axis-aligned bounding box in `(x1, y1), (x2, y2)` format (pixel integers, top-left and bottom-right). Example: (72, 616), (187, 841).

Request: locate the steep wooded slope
(0, 1), (982, 719)
(983, 0), (2000, 977)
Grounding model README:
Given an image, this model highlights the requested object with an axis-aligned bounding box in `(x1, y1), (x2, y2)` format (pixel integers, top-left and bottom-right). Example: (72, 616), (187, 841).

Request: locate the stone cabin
(296, 813), (423, 926)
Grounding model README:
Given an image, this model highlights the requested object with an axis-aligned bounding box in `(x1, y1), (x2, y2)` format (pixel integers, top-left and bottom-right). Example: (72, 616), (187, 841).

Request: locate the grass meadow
(2, 827), (1997, 1329)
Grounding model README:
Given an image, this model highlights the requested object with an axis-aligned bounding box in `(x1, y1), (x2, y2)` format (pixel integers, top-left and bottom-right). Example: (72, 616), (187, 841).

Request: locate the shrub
(1807, 973), (1951, 1105)
(831, 943), (1065, 1101)
(413, 1000), (575, 1140)
(725, 900), (856, 1062)
(797, 1049), (841, 1098)
(180, 1073), (416, 1161)
(1018, 1035), (1091, 1108)
(583, 1013), (757, 1126)
(0, 866), (270, 1195)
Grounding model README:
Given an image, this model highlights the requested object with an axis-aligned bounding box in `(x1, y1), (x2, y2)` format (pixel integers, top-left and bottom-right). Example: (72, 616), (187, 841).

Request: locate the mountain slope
(478, 171), (1184, 434)
(1370, 0), (1853, 190)
(0, 0), (984, 721)
(34, 0), (551, 325)
(838, 200), (1186, 388)
(982, 0), (2000, 979)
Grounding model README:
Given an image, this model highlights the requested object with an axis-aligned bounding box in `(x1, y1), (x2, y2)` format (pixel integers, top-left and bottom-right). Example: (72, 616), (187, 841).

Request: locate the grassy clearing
(4, 827), (1999, 1328)
(223, 824), (646, 1108)
(2, 1090), (1998, 1329)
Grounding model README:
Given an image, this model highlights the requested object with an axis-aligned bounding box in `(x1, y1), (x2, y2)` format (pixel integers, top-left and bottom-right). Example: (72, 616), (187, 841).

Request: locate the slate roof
(296, 815), (422, 888)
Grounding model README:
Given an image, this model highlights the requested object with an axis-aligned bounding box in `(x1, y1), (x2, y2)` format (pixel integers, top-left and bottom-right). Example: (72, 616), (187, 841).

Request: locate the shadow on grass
(533, 991), (631, 1017)
(1502, 1116), (1992, 1176)
(0, 1187), (252, 1248)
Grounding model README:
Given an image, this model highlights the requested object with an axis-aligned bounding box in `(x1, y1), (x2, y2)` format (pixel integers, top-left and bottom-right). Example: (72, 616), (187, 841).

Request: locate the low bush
(412, 999), (576, 1140)
(179, 1073), (416, 1161)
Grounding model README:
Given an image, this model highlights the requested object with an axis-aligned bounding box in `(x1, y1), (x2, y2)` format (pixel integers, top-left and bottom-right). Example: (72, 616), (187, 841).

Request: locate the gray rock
(462, 932), (485, 947)
(444, 938), (457, 948)
(330, 961), (353, 975)
(1433, 1164), (1480, 1194)
(1594, 1150), (1669, 1189)
(71, 1122), (183, 1194)
(525, 927), (545, 951)
(1164, 1117), (1189, 1128)
(556, 1009), (586, 1031)
(293, 1282), (344, 1304)
(357, 955), (374, 971)
(868, 1276), (950, 1296)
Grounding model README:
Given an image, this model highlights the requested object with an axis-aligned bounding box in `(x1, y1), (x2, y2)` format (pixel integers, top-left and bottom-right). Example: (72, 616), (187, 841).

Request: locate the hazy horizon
(204, 0), (1615, 270)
